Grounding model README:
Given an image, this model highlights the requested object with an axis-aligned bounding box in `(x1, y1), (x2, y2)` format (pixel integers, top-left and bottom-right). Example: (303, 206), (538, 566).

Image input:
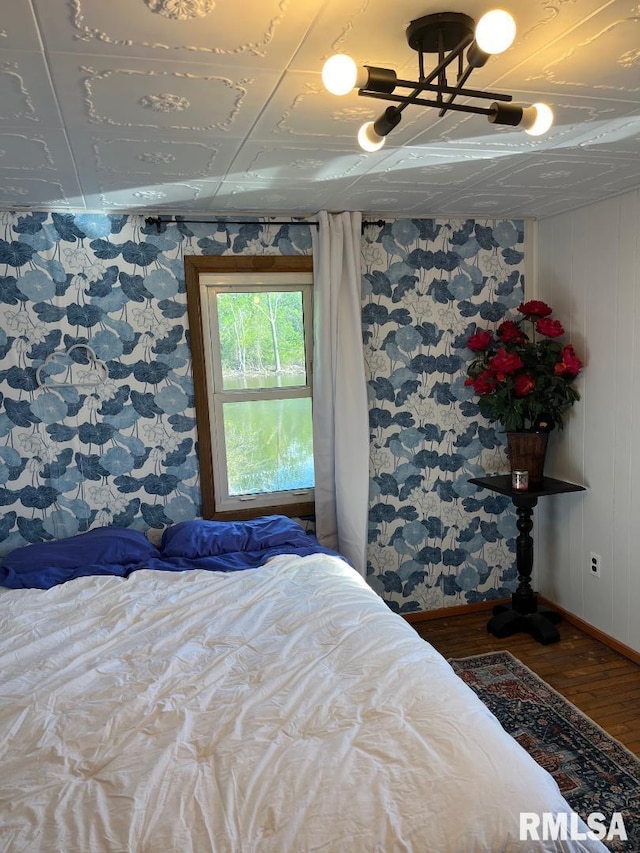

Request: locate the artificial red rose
(464, 300), (582, 431)
(469, 370), (497, 395)
(519, 300), (552, 318)
(488, 348), (524, 376)
(536, 317), (564, 338)
(554, 344), (582, 377)
(467, 329), (493, 351)
(514, 373), (536, 396)
(496, 320), (526, 344)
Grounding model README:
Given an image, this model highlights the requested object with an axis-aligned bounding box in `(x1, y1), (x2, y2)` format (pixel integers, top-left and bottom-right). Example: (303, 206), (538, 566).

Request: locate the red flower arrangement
(465, 300), (583, 432)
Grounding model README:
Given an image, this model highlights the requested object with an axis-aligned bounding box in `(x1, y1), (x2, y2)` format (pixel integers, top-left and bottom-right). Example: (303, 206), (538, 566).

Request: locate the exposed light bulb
(322, 54), (363, 95)
(358, 122), (386, 152)
(475, 9), (516, 55)
(523, 103), (554, 136)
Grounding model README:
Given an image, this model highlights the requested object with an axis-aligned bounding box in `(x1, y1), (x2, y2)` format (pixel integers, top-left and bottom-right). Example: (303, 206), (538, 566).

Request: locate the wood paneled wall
(535, 188), (640, 654)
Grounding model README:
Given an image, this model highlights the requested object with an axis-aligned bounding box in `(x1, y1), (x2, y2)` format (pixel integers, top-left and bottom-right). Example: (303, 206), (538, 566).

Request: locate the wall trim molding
(401, 597), (510, 623)
(401, 596), (640, 665)
(538, 596), (640, 666)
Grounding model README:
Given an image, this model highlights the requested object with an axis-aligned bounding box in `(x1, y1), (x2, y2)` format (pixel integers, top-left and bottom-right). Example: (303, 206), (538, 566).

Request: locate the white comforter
(0, 554), (605, 852)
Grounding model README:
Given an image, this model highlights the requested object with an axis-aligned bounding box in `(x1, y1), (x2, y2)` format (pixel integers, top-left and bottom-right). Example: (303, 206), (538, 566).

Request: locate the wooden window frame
(185, 255), (315, 521)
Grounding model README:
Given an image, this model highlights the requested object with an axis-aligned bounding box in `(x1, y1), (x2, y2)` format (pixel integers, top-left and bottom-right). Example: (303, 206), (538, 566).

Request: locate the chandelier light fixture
(322, 9), (554, 152)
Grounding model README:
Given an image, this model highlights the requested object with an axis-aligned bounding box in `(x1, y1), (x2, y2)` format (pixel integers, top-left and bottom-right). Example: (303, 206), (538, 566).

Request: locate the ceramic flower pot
(506, 432), (549, 486)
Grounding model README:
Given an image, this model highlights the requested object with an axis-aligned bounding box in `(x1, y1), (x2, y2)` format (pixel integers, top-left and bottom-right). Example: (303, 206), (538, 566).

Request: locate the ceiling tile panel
(68, 129), (239, 183)
(1, 2), (43, 51)
(0, 0), (637, 216)
(226, 140), (376, 184)
(0, 174), (83, 209)
(0, 129), (72, 173)
(569, 113), (640, 157)
(47, 54), (280, 137)
(359, 147), (523, 195)
(319, 178), (450, 216)
(81, 177), (219, 211)
(510, 2), (640, 101)
(0, 49), (64, 128)
(33, 0), (326, 68)
(200, 179), (335, 214)
(489, 152), (628, 191)
(433, 189), (543, 218)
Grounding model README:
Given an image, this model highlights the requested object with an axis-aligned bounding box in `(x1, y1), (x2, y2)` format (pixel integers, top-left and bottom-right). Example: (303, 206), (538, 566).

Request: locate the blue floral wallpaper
(0, 210), (522, 613)
(0, 212), (312, 555)
(361, 219), (523, 613)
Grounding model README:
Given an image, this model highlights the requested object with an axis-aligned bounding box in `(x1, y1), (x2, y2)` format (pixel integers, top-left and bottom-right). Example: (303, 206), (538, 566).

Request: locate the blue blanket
(0, 517), (345, 590)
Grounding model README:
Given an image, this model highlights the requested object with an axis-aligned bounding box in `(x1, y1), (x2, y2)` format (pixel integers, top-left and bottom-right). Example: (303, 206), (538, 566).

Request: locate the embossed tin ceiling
(1, 0), (639, 218)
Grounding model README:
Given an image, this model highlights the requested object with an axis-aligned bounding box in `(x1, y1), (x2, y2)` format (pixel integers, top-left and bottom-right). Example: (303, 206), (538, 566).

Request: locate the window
(185, 256), (315, 520)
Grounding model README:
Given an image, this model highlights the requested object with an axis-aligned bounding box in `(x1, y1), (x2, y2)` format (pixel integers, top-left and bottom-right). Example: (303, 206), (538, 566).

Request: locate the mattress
(0, 549), (605, 852)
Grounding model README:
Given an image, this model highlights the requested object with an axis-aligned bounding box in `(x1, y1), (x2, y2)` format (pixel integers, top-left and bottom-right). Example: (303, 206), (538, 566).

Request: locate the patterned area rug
(450, 651), (639, 852)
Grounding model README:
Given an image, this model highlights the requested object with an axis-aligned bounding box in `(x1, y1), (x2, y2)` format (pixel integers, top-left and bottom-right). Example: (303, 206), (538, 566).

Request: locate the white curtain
(311, 210), (369, 576)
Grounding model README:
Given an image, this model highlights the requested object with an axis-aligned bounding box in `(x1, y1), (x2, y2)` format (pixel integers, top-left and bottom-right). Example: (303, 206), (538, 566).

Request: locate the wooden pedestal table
(468, 475), (586, 645)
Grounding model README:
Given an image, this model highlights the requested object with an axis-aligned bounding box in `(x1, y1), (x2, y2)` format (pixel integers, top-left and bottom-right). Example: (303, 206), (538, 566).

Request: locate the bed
(0, 516), (606, 852)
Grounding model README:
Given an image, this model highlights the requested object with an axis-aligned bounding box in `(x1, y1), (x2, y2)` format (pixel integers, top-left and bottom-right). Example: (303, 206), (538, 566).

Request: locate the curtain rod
(144, 216), (318, 233)
(145, 216), (388, 234)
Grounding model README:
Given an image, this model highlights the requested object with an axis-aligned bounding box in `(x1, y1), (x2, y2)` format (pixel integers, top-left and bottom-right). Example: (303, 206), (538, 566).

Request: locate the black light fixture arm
(438, 63), (474, 117)
(321, 10), (554, 149)
(404, 32), (472, 114)
(361, 79), (512, 104)
(365, 92), (498, 117)
(375, 28), (474, 119)
(356, 13), (512, 144)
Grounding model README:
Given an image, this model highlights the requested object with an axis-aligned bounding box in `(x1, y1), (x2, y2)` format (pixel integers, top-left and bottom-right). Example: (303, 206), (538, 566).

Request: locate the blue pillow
(160, 515), (310, 559)
(0, 527), (160, 590)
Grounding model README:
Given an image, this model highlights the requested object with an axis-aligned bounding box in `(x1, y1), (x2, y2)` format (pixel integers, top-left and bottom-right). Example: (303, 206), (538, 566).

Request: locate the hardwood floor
(410, 610), (640, 758)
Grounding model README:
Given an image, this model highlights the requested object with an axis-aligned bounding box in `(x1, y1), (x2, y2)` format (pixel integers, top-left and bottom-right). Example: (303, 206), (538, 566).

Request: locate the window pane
(216, 290), (307, 390)
(222, 398), (314, 495)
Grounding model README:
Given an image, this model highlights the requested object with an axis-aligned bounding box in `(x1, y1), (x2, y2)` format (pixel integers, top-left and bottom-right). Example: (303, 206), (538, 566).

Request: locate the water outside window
(216, 290), (314, 496)
(222, 398), (314, 495)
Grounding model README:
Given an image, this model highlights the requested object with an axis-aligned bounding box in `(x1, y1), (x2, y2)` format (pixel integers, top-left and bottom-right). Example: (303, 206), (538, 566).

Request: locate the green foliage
(216, 288), (313, 494)
(217, 290), (305, 377)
